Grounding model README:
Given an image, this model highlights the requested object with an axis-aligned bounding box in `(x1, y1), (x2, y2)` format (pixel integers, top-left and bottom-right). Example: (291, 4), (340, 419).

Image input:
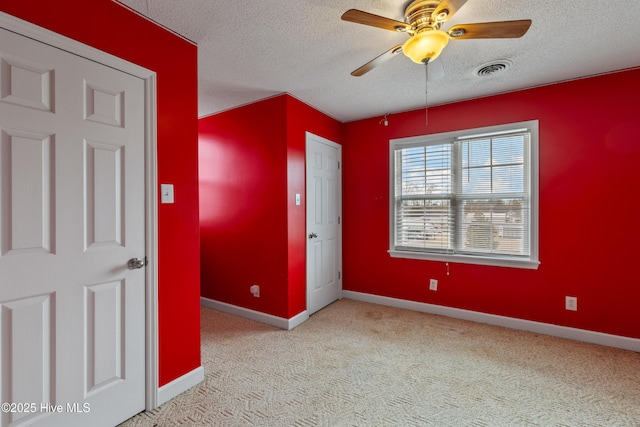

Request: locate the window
(389, 121), (539, 269)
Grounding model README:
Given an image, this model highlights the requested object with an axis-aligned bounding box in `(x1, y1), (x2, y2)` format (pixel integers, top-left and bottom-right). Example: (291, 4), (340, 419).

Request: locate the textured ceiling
(116, 0), (640, 123)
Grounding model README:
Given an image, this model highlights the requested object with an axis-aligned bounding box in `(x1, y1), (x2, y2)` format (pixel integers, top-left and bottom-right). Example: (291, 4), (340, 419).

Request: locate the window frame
(388, 120), (540, 269)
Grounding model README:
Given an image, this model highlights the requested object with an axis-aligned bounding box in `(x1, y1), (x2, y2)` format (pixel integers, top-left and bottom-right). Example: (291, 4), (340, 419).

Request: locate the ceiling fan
(342, 0), (532, 76)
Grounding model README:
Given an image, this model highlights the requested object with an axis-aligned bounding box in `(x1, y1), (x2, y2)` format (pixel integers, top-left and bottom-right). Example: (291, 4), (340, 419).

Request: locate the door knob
(128, 257), (146, 270)
(309, 232), (318, 239)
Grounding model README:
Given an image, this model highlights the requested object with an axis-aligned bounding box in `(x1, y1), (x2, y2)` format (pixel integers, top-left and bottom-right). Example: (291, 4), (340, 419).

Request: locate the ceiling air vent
(475, 60), (512, 77)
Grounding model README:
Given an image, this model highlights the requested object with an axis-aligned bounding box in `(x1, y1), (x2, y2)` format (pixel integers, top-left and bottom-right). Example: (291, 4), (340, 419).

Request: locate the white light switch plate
(161, 184), (174, 204)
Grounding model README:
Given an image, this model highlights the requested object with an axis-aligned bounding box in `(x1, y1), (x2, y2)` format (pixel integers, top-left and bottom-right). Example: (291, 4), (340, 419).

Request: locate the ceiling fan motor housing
(404, 0), (445, 33)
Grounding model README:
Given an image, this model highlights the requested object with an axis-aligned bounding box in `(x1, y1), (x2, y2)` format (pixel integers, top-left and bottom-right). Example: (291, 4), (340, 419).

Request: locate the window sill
(388, 250), (540, 270)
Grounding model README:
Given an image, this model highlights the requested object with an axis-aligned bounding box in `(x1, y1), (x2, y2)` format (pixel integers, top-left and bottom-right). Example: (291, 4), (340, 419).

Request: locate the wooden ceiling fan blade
(341, 9), (410, 33)
(448, 20), (532, 39)
(351, 46), (403, 77)
(432, 0), (469, 22)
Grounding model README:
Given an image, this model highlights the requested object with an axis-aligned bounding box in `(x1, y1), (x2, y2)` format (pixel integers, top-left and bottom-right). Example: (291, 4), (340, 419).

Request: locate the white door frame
(305, 132), (342, 314)
(0, 12), (160, 410)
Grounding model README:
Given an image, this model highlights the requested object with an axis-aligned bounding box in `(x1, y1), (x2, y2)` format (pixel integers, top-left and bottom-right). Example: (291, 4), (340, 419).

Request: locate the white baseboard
(200, 297), (309, 330)
(287, 309), (310, 329)
(157, 366), (205, 407)
(342, 291), (640, 352)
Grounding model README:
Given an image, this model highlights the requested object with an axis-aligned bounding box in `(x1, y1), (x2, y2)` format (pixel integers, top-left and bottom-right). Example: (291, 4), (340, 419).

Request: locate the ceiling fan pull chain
(425, 60), (429, 125)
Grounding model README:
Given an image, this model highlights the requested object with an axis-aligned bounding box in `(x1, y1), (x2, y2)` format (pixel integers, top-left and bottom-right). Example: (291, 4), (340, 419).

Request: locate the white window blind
(395, 143), (453, 251)
(390, 121), (539, 269)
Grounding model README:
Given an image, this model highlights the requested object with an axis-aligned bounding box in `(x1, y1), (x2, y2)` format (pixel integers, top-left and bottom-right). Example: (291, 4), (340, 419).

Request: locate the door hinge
(338, 161), (341, 170)
(338, 271), (341, 279)
(338, 216), (341, 225)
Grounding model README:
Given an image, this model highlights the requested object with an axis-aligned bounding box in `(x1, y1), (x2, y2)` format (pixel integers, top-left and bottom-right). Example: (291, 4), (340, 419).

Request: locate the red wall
(199, 94), (341, 319)
(342, 69), (640, 339)
(2, 1), (202, 385)
(200, 96), (289, 316)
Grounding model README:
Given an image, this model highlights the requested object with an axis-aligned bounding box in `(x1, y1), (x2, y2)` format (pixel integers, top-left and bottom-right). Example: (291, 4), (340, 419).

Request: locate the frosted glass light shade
(402, 30), (450, 64)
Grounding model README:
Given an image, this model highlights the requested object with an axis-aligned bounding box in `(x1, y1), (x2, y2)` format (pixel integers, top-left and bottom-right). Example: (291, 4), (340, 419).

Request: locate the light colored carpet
(120, 299), (640, 426)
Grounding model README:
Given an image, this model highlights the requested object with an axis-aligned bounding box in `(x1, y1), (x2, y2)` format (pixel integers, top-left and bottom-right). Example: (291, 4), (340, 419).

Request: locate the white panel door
(0, 27), (145, 427)
(306, 134), (341, 315)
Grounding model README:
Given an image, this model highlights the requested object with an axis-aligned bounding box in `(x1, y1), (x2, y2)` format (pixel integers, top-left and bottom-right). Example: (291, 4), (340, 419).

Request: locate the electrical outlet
(429, 279), (438, 291)
(565, 296), (577, 311)
(250, 284), (260, 298)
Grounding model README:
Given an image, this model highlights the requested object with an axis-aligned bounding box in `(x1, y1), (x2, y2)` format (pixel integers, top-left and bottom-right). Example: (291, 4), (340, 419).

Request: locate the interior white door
(306, 133), (342, 315)
(0, 27), (146, 427)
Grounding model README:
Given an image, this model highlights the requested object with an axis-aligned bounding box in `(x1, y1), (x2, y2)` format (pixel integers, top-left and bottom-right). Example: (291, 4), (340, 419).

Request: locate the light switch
(161, 184), (174, 204)
(295, 193), (301, 206)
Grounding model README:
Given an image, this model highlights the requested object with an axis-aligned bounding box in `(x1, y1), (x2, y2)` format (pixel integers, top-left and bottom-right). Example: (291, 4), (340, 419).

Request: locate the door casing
(0, 12), (160, 410)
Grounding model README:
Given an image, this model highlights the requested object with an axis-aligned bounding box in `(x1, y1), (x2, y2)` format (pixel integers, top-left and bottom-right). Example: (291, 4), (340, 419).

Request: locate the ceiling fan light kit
(402, 29), (449, 63)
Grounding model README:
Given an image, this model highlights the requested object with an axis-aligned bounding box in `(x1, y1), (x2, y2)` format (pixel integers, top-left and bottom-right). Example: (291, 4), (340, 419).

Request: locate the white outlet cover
(429, 279), (438, 291)
(565, 296), (577, 311)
